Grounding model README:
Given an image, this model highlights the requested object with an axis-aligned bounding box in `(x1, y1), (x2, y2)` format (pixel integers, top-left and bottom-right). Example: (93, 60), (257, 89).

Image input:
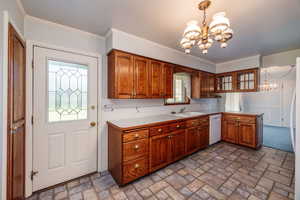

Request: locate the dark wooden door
(186, 127), (199, 153)
(170, 130), (186, 161)
(7, 24), (26, 200)
(149, 60), (163, 98)
(199, 125), (209, 149)
(149, 134), (170, 171)
(133, 56), (149, 98)
(238, 122), (256, 148)
(162, 64), (173, 98)
(115, 51), (134, 98)
(222, 120), (238, 144)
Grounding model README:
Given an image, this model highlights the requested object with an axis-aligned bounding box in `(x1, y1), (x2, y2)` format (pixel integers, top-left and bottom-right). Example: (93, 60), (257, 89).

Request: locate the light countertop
(108, 110), (264, 129)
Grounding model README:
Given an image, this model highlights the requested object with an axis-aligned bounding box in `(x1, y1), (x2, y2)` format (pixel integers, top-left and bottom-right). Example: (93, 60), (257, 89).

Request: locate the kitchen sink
(173, 112), (206, 118)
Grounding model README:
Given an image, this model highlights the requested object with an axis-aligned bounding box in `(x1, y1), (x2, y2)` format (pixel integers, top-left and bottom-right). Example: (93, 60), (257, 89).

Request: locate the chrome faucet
(179, 107), (186, 113)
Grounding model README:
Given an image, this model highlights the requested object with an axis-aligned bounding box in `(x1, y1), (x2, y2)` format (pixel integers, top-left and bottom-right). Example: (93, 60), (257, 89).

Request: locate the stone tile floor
(27, 142), (295, 200)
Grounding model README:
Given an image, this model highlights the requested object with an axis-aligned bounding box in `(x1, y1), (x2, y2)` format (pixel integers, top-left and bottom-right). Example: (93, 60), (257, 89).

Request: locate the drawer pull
(134, 134), (140, 138)
(158, 128), (162, 132)
(176, 125), (180, 128)
(168, 135), (173, 139)
(134, 145), (140, 150)
(134, 164), (140, 169)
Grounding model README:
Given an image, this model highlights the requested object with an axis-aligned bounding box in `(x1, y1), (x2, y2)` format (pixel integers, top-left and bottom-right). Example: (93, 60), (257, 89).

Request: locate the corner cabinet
(192, 71), (216, 99)
(108, 50), (173, 99)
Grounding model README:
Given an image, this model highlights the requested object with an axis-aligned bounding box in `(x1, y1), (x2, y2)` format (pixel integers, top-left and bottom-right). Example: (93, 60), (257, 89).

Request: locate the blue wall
(263, 125), (294, 152)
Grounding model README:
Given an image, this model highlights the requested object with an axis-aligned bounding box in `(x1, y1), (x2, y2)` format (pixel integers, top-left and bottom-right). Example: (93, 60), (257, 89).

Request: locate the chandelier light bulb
(183, 20), (201, 40)
(202, 49), (208, 54)
(185, 49), (191, 54)
(209, 12), (230, 33)
(221, 42), (228, 48)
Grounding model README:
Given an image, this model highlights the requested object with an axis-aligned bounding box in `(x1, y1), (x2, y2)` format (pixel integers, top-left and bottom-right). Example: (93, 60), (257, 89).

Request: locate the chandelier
(180, 0), (233, 54)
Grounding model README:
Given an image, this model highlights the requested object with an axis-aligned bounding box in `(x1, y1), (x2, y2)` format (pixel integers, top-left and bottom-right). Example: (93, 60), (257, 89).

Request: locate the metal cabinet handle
(134, 134), (140, 138)
(176, 125), (180, 128)
(90, 122), (97, 127)
(158, 128), (163, 132)
(134, 145), (140, 150)
(134, 164), (140, 169)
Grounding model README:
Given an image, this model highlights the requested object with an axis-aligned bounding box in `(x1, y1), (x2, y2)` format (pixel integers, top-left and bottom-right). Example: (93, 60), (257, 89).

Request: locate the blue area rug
(263, 125), (294, 152)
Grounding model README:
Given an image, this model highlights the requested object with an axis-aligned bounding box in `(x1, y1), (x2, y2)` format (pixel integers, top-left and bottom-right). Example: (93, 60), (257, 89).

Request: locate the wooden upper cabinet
(133, 56), (149, 98)
(192, 71), (216, 99)
(162, 64), (174, 99)
(108, 51), (134, 99)
(149, 60), (163, 98)
(215, 72), (236, 93)
(215, 68), (259, 93)
(236, 68), (259, 92)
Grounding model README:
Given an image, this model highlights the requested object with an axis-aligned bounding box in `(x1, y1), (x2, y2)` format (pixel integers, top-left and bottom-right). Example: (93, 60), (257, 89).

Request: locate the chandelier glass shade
(180, 0), (233, 54)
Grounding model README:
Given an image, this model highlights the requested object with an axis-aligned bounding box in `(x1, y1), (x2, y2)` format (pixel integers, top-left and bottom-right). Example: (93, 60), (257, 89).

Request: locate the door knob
(90, 122), (97, 127)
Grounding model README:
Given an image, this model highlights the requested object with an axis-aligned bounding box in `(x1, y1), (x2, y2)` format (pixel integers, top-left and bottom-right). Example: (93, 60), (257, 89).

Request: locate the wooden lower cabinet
(186, 127), (199, 154)
(238, 122), (256, 148)
(149, 134), (170, 171)
(108, 113), (263, 185)
(199, 125), (209, 149)
(170, 130), (186, 161)
(222, 119), (239, 144)
(222, 114), (263, 149)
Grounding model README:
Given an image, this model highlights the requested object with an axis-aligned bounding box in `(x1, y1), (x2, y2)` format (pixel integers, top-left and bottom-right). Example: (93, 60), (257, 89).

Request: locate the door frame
(1, 11), (26, 200)
(25, 40), (102, 197)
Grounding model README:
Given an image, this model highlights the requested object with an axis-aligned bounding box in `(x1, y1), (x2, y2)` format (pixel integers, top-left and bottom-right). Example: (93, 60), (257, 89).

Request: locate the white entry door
(33, 47), (98, 191)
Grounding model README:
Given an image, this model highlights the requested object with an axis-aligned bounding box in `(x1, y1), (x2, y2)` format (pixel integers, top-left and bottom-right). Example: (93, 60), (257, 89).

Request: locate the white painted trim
(25, 40), (102, 197)
(110, 28), (216, 66)
(25, 40), (33, 197)
(97, 56), (103, 172)
(295, 57), (300, 200)
(25, 15), (105, 40)
(1, 10), (9, 200)
(216, 54), (261, 66)
(16, 0), (27, 16)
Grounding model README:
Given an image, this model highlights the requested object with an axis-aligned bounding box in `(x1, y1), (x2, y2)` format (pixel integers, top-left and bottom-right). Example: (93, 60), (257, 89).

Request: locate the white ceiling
(21, 0), (300, 63)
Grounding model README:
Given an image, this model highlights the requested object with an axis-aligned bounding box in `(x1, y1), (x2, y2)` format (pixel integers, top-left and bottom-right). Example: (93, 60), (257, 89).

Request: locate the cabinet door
(199, 125), (209, 149)
(200, 72), (209, 97)
(149, 60), (163, 98)
(134, 56), (149, 98)
(149, 134), (170, 171)
(238, 122), (256, 148)
(191, 73), (200, 99)
(115, 52), (134, 98)
(186, 127), (200, 153)
(170, 130), (186, 161)
(208, 74), (215, 96)
(222, 120), (238, 144)
(162, 64), (173, 98)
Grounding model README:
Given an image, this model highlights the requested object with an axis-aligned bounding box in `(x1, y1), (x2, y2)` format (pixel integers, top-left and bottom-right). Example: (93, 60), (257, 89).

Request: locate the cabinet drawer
(123, 157), (148, 184)
(224, 115), (255, 124)
(150, 125), (169, 137)
(186, 119), (199, 127)
(123, 139), (149, 162)
(123, 129), (149, 143)
(199, 117), (209, 126)
(169, 122), (186, 132)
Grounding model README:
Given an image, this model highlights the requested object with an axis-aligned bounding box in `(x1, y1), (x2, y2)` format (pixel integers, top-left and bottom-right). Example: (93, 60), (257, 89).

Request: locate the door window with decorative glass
(48, 60), (88, 122)
(165, 73), (191, 104)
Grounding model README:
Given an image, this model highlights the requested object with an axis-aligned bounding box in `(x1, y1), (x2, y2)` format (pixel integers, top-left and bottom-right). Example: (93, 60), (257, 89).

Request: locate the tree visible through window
(165, 73), (191, 105)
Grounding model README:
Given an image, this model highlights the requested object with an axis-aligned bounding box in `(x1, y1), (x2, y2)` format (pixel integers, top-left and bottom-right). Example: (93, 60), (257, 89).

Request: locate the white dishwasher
(209, 114), (222, 145)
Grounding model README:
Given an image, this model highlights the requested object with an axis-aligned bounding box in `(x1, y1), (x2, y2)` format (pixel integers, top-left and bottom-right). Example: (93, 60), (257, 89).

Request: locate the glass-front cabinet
(236, 69), (259, 92)
(215, 73), (235, 92)
(215, 68), (259, 93)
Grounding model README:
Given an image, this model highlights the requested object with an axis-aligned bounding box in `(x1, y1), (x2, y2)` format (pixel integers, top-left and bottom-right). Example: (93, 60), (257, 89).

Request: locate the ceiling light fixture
(180, 0), (233, 54)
